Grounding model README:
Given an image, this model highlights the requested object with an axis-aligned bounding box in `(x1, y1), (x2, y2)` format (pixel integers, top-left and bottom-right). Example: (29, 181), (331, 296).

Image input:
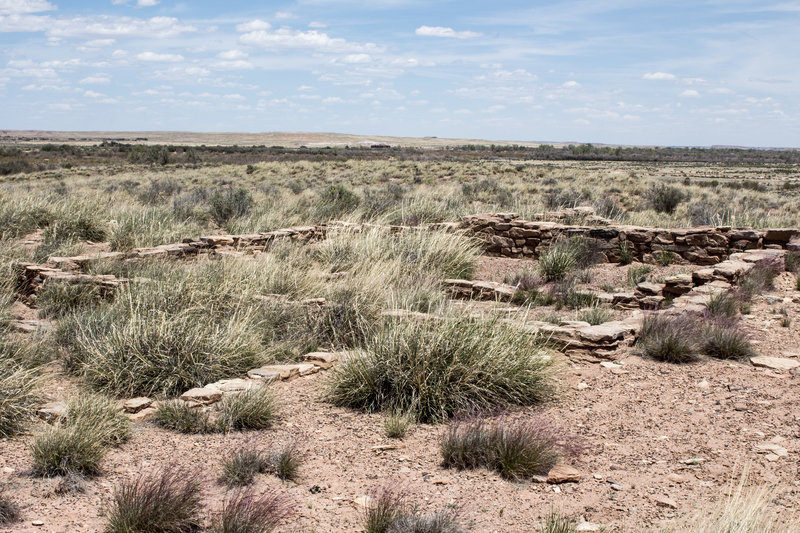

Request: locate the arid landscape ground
(1, 134), (799, 533)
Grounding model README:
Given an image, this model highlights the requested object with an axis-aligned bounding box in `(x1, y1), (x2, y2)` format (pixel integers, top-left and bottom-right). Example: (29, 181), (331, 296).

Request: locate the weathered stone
(37, 402), (67, 421)
(652, 496), (678, 509)
(635, 282), (664, 296)
(123, 397), (153, 413)
(246, 367), (282, 382)
(750, 356), (800, 371)
(578, 324), (626, 344)
(210, 378), (258, 394)
(303, 351), (340, 369)
(180, 387), (223, 404)
(128, 406), (157, 422)
(547, 464), (581, 484)
(764, 228), (798, 243)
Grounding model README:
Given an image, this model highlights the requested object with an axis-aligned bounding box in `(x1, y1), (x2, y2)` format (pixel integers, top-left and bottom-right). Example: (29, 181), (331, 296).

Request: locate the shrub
(540, 512), (577, 533)
(617, 241), (635, 264)
(646, 183), (685, 214)
(654, 250), (674, 266)
(637, 313), (701, 363)
(219, 447), (269, 487)
(0, 360), (41, 439)
(538, 239), (585, 281)
(314, 184), (361, 221)
(384, 412), (413, 439)
(387, 510), (462, 533)
(212, 489), (292, 533)
(65, 393), (131, 446)
(440, 417), (578, 480)
(269, 442), (301, 481)
(105, 468), (202, 533)
(364, 485), (406, 533)
(153, 400), (212, 434)
(740, 258), (782, 296)
(579, 306), (612, 325)
(701, 321), (756, 360)
(506, 270), (546, 305)
(30, 425), (106, 477)
(0, 489), (19, 525)
(786, 252), (800, 273)
(627, 264), (652, 287)
(37, 282), (105, 319)
(325, 314), (554, 423)
(706, 291), (740, 318)
(210, 187), (253, 226)
(217, 386), (277, 432)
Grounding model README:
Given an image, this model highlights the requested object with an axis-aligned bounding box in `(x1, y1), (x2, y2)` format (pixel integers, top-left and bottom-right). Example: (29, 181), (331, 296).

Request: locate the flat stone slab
(303, 351), (340, 369)
(547, 464), (581, 484)
(180, 387), (223, 404)
(750, 356), (800, 371)
(578, 324), (627, 344)
(248, 363), (319, 381)
(246, 367), (282, 382)
(123, 397), (153, 413)
(208, 378), (259, 393)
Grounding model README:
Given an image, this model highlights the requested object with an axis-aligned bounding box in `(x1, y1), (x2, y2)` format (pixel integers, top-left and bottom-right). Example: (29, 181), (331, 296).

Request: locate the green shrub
(65, 393), (131, 446)
(706, 291), (740, 318)
(153, 400), (212, 434)
(0, 357), (42, 439)
(217, 386), (277, 432)
(384, 412), (413, 439)
(701, 321), (756, 360)
(105, 468), (202, 533)
(364, 485), (462, 533)
(440, 417), (578, 480)
(325, 314), (554, 423)
(740, 258), (782, 296)
(212, 489), (292, 533)
(219, 447), (269, 487)
(314, 184), (360, 221)
(785, 252), (799, 273)
(627, 264), (652, 287)
(269, 442), (301, 481)
(210, 187), (253, 226)
(637, 313), (701, 363)
(30, 425), (106, 477)
(387, 510), (462, 533)
(646, 183), (685, 214)
(617, 241), (635, 264)
(538, 239), (580, 281)
(540, 512), (577, 533)
(654, 250), (674, 266)
(579, 306), (612, 325)
(37, 283), (105, 319)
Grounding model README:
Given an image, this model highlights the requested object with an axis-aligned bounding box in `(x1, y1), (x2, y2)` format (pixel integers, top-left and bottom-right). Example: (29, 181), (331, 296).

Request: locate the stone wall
(462, 213), (799, 265)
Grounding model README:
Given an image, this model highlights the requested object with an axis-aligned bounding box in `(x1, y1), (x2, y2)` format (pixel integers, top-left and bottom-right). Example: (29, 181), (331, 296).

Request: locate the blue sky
(1, 0), (798, 146)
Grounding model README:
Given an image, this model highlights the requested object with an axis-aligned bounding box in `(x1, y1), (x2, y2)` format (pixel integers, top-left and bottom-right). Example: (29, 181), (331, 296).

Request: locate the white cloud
(137, 0), (159, 6)
(80, 73), (111, 84)
(0, 15), (197, 39)
(240, 28), (381, 53)
(136, 51), (184, 62)
(343, 53), (371, 63)
(415, 25), (481, 39)
(562, 80), (580, 88)
(322, 96), (343, 104)
(643, 72), (676, 81)
(275, 11), (297, 19)
(83, 38), (116, 47)
(223, 93), (245, 100)
(217, 49), (248, 60)
(236, 19), (271, 32)
(0, 0), (55, 15)
(308, 21), (327, 28)
(709, 87), (734, 95)
(680, 89), (700, 98)
(211, 60), (253, 70)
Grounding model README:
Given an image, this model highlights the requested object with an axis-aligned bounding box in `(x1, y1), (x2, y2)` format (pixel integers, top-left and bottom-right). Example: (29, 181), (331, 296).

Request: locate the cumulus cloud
(275, 11), (296, 19)
(0, 15), (197, 39)
(343, 53), (371, 63)
(136, 51), (184, 62)
(415, 25), (481, 39)
(217, 49), (248, 60)
(562, 80), (580, 88)
(308, 21), (327, 28)
(80, 73), (111, 84)
(240, 28), (381, 53)
(236, 19), (271, 32)
(680, 89), (700, 98)
(0, 0), (55, 15)
(643, 72), (676, 80)
(112, 0), (160, 6)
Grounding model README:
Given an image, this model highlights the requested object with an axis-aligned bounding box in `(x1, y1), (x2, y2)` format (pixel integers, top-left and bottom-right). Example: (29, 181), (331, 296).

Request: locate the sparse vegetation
(701, 320), (756, 360)
(0, 489), (19, 525)
(220, 447), (269, 487)
(637, 313), (701, 363)
(216, 386), (278, 432)
(30, 424), (106, 477)
(326, 314), (554, 423)
(440, 417), (580, 480)
(153, 400), (212, 434)
(363, 485), (462, 533)
(539, 512), (578, 533)
(212, 489), (292, 533)
(384, 412), (413, 439)
(105, 468), (202, 533)
(538, 239), (581, 281)
(627, 264), (652, 287)
(646, 183), (685, 214)
(706, 291), (741, 318)
(0, 356), (41, 439)
(579, 306), (612, 325)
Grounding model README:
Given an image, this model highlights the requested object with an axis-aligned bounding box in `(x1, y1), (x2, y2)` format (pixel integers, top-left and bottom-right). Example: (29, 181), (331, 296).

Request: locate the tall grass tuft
(30, 425), (106, 477)
(637, 313), (701, 363)
(212, 488), (292, 533)
(217, 386), (278, 432)
(538, 239), (580, 281)
(0, 356), (41, 439)
(105, 468), (202, 533)
(325, 314), (554, 423)
(65, 392), (131, 446)
(153, 400), (212, 434)
(0, 488), (19, 525)
(701, 320), (756, 360)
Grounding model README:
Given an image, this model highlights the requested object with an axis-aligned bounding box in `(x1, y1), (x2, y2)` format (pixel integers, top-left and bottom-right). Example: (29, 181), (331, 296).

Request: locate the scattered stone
(697, 379), (710, 390)
(667, 473), (688, 483)
(755, 443), (788, 458)
(128, 407), (157, 423)
(576, 382), (589, 390)
(32, 520), (45, 527)
(209, 378), (258, 394)
(750, 356), (800, 371)
(122, 397), (152, 413)
(547, 464), (581, 484)
(371, 444), (400, 451)
(303, 351), (340, 369)
(679, 457), (705, 465)
(576, 522), (603, 532)
(652, 496), (678, 509)
(180, 387), (223, 405)
(610, 483), (624, 491)
(246, 367), (281, 382)
(37, 402), (67, 421)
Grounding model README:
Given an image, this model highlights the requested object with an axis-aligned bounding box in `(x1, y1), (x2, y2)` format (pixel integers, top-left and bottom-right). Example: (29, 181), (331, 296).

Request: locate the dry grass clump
(216, 386), (278, 432)
(153, 400), (212, 434)
(219, 443), (301, 487)
(384, 412), (413, 439)
(0, 488), (19, 525)
(740, 257), (783, 296)
(364, 485), (462, 533)
(0, 355), (42, 438)
(578, 306), (612, 325)
(539, 512), (578, 533)
(706, 290), (742, 318)
(440, 417), (580, 480)
(325, 313), (554, 423)
(700, 319), (756, 360)
(537, 239), (580, 281)
(637, 314), (702, 363)
(105, 468), (202, 533)
(627, 264), (652, 287)
(212, 488), (292, 533)
(65, 392), (131, 445)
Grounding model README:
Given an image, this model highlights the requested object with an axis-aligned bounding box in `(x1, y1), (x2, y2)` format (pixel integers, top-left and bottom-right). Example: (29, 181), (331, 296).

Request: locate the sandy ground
(1, 264), (799, 533)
